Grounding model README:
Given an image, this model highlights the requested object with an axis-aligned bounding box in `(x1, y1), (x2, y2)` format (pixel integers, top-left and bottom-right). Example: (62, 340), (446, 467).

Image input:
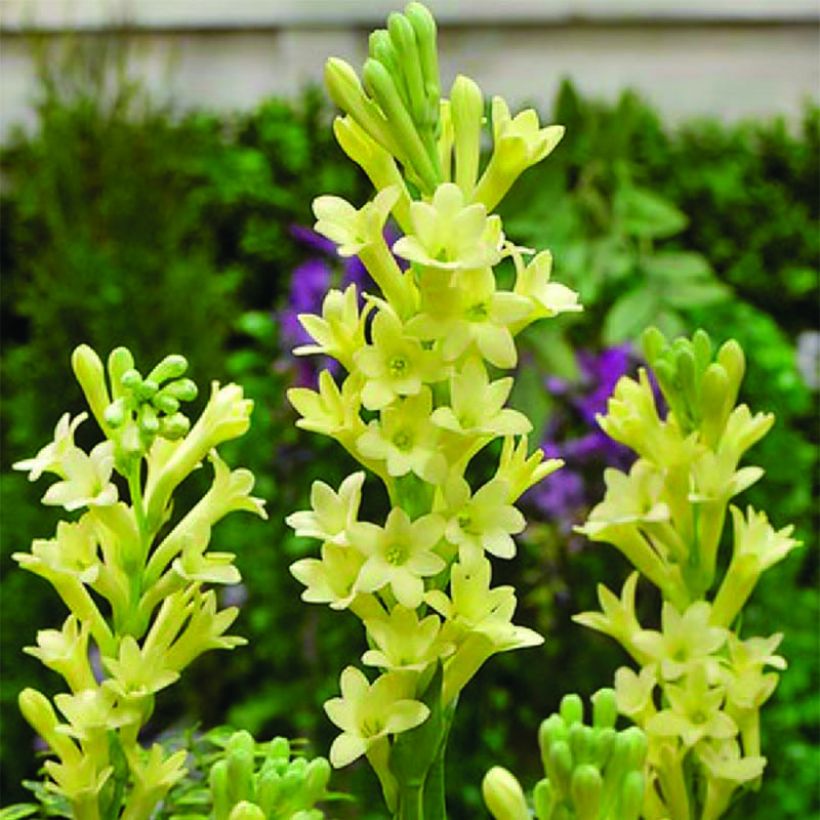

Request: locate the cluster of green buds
(208, 732), (331, 820)
(574, 328), (801, 820)
(483, 690), (646, 820)
(11, 345), (266, 819)
(286, 2), (580, 815)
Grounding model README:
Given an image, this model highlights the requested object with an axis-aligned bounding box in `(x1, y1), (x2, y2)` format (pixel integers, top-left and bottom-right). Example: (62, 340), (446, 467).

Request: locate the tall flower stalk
(285, 3), (580, 816)
(574, 328), (801, 819)
(12, 345), (265, 819)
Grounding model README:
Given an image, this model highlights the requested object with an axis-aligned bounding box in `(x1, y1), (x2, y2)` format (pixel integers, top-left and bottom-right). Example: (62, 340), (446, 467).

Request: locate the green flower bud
(718, 338), (745, 396)
(304, 756), (331, 796)
(370, 29), (403, 92)
(153, 392), (180, 415)
(559, 693), (584, 726)
(228, 801), (265, 820)
(121, 368), (142, 390)
(482, 766), (529, 820)
(387, 11), (426, 124)
(640, 325), (666, 365)
(547, 740), (573, 796)
(135, 379), (159, 402)
(210, 759), (232, 820)
(619, 769), (645, 820)
(139, 404), (160, 436)
(569, 723), (595, 766)
(570, 764), (603, 820)
(226, 742), (255, 804)
(591, 687), (618, 729)
(405, 2), (440, 107)
(255, 767), (282, 815)
(159, 413), (190, 440)
(72, 344), (112, 432)
(146, 354), (188, 384)
(107, 347), (135, 398)
(121, 422), (143, 456)
(104, 398), (128, 429)
(163, 378), (198, 402)
(593, 727), (616, 771)
(268, 736), (291, 761)
(692, 328), (713, 372)
(362, 57), (438, 191)
(450, 74), (484, 196)
(533, 777), (555, 819)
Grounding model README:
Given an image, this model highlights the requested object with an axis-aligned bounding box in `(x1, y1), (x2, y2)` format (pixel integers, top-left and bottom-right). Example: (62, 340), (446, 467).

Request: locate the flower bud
(164, 378), (198, 402)
(159, 413), (190, 441)
(153, 392), (180, 415)
(560, 693), (584, 726)
(72, 345), (112, 431)
(107, 346), (135, 400)
(139, 404), (160, 436)
(147, 354), (188, 384)
(227, 801), (265, 820)
(570, 764), (602, 820)
(620, 769), (645, 820)
(135, 378), (159, 401)
(591, 687), (618, 729)
(547, 740), (573, 795)
(450, 74), (483, 196)
(121, 368), (142, 390)
(304, 756), (331, 796)
(104, 398), (128, 429)
(255, 767), (283, 815)
(533, 777), (556, 819)
(482, 766), (529, 820)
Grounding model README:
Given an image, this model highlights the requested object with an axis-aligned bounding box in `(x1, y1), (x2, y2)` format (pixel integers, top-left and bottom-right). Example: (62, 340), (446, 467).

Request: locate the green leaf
(642, 251), (712, 281)
(0, 806), (40, 820)
(614, 187), (687, 239)
(662, 281), (729, 308)
(603, 288), (659, 344)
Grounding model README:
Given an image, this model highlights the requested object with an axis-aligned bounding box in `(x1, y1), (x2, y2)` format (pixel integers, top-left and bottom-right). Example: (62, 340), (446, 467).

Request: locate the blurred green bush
(1, 40), (816, 818)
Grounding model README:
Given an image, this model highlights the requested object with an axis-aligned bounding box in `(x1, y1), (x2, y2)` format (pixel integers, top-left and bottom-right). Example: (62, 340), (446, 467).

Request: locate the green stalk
(398, 782), (424, 819)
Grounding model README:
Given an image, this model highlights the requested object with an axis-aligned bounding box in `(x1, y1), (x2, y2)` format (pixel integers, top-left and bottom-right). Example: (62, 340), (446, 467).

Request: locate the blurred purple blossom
(526, 344), (638, 525)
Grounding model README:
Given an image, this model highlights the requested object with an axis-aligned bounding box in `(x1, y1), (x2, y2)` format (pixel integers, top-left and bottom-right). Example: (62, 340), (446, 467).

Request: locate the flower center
(389, 356), (408, 377)
(467, 301), (489, 321)
(385, 542), (409, 565)
(457, 513), (474, 533)
(392, 430), (413, 451)
(361, 717), (384, 737)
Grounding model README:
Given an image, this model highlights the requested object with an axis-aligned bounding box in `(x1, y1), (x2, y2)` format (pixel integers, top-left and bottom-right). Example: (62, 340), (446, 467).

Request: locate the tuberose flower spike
(12, 345), (264, 818)
(286, 3), (580, 815)
(575, 326), (802, 820)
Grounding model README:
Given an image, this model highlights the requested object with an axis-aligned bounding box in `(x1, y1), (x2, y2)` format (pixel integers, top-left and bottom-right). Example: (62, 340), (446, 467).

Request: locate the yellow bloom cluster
(575, 328), (801, 820)
(285, 2), (580, 812)
(13, 346), (265, 819)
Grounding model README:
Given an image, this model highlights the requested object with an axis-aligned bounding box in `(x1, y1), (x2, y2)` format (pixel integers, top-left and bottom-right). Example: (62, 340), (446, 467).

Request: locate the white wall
(1, 0), (818, 137)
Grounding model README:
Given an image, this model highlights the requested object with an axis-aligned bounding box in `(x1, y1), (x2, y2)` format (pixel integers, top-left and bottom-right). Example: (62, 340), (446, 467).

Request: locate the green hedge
(1, 42), (816, 818)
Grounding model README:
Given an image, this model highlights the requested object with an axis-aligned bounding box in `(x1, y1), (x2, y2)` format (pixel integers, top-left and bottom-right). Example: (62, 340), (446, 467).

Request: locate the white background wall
(1, 0), (818, 137)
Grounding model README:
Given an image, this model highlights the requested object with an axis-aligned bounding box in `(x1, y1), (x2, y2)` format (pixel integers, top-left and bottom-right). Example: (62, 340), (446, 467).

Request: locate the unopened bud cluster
(483, 690), (646, 820)
(209, 732), (330, 820)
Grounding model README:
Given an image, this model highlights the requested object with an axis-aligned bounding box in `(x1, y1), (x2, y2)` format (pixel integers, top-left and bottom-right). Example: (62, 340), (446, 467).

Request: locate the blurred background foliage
(1, 37), (817, 818)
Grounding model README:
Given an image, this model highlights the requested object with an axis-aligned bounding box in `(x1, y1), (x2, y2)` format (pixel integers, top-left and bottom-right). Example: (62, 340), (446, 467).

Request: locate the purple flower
(525, 469), (586, 526)
(575, 343), (633, 424)
(290, 224), (337, 255)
